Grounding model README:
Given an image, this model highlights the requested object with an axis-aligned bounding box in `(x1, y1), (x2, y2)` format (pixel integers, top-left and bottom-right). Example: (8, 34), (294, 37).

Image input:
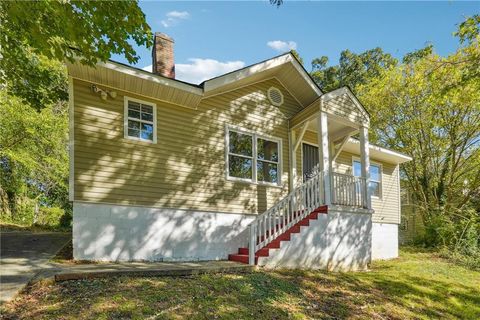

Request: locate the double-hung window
(353, 160), (382, 198)
(124, 97), (157, 143)
(227, 127), (281, 186)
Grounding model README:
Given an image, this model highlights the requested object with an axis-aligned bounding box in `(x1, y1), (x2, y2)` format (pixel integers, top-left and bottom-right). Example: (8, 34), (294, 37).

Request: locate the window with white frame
(353, 160), (382, 198)
(227, 127), (281, 185)
(124, 97), (156, 143)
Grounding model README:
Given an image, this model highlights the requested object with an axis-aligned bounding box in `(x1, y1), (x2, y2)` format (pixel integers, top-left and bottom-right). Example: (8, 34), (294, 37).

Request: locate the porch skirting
(371, 222), (399, 260)
(257, 210), (372, 271)
(72, 202), (255, 262)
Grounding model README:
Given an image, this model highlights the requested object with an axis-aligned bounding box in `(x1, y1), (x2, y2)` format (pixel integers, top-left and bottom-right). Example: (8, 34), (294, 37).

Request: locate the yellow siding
(324, 94), (367, 124)
(299, 131), (400, 224)
(73, 78), (302, 214)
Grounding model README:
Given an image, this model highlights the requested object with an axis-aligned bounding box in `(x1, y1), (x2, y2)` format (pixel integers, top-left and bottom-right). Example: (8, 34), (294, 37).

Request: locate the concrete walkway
(1, 231), (251, 304)
(0, 232), (71, 304)
(44, 260), (252, 282)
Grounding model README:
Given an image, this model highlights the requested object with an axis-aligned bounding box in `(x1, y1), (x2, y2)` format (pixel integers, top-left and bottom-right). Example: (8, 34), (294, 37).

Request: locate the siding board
(73, 78), (299, 214)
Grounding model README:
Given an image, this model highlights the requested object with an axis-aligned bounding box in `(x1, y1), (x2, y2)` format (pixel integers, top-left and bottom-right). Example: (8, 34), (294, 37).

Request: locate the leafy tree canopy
(310, 47), (398, 92)
(0, 0), (152, 110)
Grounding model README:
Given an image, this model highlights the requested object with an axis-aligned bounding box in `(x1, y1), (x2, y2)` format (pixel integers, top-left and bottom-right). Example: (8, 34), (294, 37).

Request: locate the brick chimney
(152, 32), (175, 78)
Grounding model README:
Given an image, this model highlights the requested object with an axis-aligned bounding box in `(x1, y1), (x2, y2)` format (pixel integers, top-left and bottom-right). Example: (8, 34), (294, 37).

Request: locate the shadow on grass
(2, 255), (480, 319)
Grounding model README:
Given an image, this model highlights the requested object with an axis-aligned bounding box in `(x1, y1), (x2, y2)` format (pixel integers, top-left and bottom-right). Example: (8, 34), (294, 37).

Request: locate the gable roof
(321, 86), (370, 124)
(201, 52), (323, 107)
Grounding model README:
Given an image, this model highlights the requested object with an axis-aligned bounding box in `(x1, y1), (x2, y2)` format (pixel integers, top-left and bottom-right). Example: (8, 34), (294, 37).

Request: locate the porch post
(317, 106), (331, 205)
(289, 130), (296, 191)
(359, 126), (371, 209)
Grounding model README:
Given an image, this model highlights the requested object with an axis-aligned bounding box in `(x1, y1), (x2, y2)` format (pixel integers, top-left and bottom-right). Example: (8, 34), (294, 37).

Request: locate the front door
(302, 143), (319, 182)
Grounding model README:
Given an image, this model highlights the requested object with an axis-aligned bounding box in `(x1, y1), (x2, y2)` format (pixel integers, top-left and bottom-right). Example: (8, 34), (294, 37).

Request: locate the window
(228, 131), (253, 180)
(226, 127), (281, 185)
(353, 160), (382, 198)
(257, 138), (279, 183)
(124, 97), (157, 143)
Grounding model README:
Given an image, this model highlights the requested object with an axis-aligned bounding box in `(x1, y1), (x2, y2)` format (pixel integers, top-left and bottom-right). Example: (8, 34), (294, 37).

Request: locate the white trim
(321, 87), (369, 125)
(225, 125), (283, 187)
(123, 96), (157, 144)
(73, 200), (259, 217)
(68, 76), (75, 202)
(352, 156), (383, 199)
(204, 53), (322, 96)
(396, 164), (401, 224)
(97, 60), (203, 95)
(293, 122), (309, 152)
(347, 138), (412, 163)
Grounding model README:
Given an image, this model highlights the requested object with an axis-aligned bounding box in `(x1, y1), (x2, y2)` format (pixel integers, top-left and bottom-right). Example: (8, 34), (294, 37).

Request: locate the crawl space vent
(267, 87), (284, 107)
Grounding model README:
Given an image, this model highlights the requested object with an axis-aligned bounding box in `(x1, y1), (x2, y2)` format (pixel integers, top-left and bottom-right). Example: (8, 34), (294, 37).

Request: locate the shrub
(37, 207), (65, 227)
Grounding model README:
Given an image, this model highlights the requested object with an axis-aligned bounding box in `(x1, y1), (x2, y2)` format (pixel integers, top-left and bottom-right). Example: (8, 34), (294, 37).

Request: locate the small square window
(124, 98), (156, 143)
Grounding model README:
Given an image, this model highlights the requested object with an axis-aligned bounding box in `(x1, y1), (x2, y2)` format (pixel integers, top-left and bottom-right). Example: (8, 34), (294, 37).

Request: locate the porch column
(289, 130), (296, 191)
(317, 109), (331, 205)
(359, 126), (371, 209)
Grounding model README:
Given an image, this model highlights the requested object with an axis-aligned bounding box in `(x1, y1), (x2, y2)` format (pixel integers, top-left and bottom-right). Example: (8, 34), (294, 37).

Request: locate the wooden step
(238, 247), (270, 257)
(229, 205), (329, 265)
(228, 254), (258, 264)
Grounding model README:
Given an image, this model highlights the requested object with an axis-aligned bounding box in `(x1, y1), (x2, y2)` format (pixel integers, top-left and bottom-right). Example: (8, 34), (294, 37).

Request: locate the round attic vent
(267, 87), (284, 107)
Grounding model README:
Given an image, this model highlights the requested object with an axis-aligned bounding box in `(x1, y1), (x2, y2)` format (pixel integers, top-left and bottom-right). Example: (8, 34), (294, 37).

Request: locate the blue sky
(111, 1), (479, 84)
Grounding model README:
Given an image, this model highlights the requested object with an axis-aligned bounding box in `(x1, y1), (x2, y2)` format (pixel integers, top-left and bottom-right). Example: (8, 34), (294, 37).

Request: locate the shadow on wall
(260, 211), (371, 271)
(73, 78), (292, 261)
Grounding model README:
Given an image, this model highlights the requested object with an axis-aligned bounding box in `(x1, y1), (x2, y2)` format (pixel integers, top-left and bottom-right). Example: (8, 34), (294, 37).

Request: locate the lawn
(1, 248), (479, 320)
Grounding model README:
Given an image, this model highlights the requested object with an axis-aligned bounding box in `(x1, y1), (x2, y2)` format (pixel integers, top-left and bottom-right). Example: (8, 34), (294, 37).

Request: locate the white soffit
(67, 61), (203, 109)
(202, 53), (322, 106)
(345, 138), (412, 164)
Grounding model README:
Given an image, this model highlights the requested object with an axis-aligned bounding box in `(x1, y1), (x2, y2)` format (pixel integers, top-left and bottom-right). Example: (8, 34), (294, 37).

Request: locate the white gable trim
(322, 87), (370, 123)
(203, 53), (322, 96)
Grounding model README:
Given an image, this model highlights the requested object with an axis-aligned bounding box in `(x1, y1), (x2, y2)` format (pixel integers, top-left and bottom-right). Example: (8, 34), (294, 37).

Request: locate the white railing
(248, 172), (324, 265)
(331, 172), (366, 208)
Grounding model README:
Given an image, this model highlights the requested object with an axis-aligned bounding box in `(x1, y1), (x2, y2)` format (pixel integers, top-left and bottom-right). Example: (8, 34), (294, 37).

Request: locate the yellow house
(67, 33), (411, 270)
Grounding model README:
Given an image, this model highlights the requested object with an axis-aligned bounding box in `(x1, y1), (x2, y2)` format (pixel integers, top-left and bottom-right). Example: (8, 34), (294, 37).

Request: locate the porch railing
(331, 172), (366, 208)
(248, 171), (324, 264)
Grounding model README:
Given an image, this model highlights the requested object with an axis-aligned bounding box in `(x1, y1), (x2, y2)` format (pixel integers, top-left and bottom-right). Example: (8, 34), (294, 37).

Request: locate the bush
(37, 207), (64, 227)
(424, 207), (480, 270)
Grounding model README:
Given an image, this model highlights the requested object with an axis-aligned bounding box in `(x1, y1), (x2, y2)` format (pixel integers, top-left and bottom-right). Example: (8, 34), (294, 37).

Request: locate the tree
(0, 0), (152, 110)
(310, 47), (397, 92)
(357, 44), (480, 248)
(0, 90), (69, 222)
(290, 49), (304, 66)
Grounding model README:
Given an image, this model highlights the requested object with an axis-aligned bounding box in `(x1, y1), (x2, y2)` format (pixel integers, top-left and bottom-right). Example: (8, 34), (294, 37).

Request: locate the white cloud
(267, 40), (297, 52)
(161, 11), (190, 28)
(141, 58), (245, 84)
(176, 58), (245, 84)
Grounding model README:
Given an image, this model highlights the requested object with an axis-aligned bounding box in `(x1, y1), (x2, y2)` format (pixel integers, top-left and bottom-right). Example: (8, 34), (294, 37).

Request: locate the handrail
(248, 171), (324, 265)
(331, 172), (366, 208)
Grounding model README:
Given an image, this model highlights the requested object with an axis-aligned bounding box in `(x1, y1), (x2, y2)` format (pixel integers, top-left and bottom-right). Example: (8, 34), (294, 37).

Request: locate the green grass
(2, 248), (479, 320)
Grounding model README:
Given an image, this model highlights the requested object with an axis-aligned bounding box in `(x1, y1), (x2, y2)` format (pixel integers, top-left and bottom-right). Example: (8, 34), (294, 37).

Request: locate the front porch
(229, 87), (375, 267)
(289, 86), (373, 210)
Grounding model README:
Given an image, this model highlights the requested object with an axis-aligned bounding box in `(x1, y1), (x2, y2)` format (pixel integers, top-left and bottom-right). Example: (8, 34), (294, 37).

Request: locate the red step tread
(228, 205), (328, 265)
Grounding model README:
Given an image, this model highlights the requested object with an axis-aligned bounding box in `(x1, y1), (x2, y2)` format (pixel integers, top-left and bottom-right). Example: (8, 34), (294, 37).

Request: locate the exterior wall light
(91, 84), (117, 101)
